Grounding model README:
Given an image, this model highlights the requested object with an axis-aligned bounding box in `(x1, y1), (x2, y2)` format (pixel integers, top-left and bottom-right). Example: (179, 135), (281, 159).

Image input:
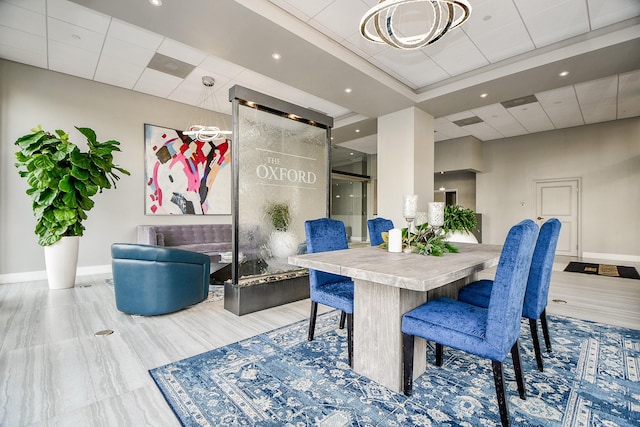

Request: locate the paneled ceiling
(1, 0), (639, 152)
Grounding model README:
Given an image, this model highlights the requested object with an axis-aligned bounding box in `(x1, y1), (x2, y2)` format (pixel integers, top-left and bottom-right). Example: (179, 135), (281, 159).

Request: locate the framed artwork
(144, 123), (231, 215)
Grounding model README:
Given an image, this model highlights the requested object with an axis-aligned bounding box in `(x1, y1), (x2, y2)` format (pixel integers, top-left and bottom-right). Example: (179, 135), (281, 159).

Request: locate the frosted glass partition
(226, 85), (332, 315)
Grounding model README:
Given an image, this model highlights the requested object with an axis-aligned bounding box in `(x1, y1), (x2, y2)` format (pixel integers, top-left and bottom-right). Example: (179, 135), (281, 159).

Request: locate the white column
(377, 107), (435, 226)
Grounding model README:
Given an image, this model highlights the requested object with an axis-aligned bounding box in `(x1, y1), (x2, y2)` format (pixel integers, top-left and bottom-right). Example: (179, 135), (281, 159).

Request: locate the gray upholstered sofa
(137, 224), (232, 258)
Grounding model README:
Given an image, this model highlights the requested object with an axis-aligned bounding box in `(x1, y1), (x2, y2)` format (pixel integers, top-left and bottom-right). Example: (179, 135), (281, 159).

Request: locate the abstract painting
(144, 124), (231, 215)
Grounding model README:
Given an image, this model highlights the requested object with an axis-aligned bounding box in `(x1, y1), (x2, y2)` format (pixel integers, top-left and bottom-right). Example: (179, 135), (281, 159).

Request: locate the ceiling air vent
(501, 94), (538, 109)
(452, 116), (484, 126)
(147, 53), (195, 79)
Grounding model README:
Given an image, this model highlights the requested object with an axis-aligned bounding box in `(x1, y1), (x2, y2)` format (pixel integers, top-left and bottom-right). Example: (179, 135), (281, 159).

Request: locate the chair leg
(339, 311), (346, 329)
(491, 360), (511, 427)
(529, 318), (544, 372)
(402, 333), (415, 396)
(511, 340), (526, 400)
(308, 302), (318, 341)
(540, 309), (552, 353)
(346, 313), (353, 367)
(435, 343), (443, 366)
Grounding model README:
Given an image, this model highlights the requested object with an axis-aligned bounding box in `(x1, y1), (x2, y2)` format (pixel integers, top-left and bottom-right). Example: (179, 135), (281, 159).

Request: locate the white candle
(403, 194), (418, 219)
(428, 202), (445, 227)
(388, 228), (402, 253)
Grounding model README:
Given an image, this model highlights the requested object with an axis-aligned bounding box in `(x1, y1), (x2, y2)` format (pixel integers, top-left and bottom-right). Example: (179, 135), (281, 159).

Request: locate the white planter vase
(445, 230), (478, 244)
(268, 230), (298, 259)
(44, 236), (79, 289)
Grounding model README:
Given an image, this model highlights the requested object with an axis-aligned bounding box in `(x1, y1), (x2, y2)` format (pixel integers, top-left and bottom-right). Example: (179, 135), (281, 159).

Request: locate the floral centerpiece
(380, 223), (458, 256)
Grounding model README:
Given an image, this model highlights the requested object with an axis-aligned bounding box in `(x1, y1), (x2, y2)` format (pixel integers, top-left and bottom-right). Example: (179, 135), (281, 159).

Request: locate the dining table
(288, 242), (503, 392)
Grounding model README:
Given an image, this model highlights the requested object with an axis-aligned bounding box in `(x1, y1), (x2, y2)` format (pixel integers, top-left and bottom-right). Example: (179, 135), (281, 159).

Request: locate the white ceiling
(1, 0), (639, 152)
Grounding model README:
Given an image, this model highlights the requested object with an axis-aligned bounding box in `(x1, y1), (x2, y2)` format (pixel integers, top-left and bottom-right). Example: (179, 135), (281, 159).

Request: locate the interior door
(535, 179), (579, 256)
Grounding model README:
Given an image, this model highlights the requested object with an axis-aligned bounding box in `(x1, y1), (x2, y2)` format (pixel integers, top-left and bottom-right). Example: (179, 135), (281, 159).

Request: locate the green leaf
(58, 175), (74, 193)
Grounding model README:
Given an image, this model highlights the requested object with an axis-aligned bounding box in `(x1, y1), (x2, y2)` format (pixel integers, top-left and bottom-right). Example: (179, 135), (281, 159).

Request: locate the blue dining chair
(402, 219), (538, 427)
(367, 217), (394, 246)
(305, 218), (354, 366)
(458, 218), (561, 372)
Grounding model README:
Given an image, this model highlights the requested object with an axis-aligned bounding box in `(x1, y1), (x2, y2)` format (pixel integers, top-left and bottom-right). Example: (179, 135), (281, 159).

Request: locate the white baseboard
(581, 252), (640, 263)
(0, 264), (112, 285)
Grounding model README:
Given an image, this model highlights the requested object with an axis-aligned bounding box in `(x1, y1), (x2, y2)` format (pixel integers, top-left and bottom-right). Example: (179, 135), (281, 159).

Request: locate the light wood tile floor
(1, 256), (638, 426)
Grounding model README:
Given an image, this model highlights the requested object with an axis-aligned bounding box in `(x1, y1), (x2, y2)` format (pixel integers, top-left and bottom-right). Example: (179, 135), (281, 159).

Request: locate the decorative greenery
(443, 204), (478, 234)
(265, 202), (291, 231)
(14, 125), (130, 246)
(380, 223), (458, 257)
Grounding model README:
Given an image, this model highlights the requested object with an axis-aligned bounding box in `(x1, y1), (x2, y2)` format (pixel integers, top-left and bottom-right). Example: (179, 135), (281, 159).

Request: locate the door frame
(534, 177), (581, 257)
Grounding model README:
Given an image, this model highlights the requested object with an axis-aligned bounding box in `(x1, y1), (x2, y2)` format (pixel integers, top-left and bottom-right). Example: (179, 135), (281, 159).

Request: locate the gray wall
(1, 60), (232, 276)
(477, 117), (640, 259)
(2, 59), (639, 277)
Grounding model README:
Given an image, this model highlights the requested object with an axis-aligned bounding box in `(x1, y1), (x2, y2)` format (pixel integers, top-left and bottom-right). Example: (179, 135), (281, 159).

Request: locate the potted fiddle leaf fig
(14, 125), (130, 289)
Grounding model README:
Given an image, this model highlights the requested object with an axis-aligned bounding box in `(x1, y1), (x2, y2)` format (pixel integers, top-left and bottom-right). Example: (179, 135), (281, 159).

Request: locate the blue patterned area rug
(149, 311), (640, 426)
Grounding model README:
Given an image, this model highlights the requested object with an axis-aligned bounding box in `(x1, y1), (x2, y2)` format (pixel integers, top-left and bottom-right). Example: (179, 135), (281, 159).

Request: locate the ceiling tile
(0, 26), (47, 68)
(48, 39), (99, 79)
(514, 0), (589, 47)
(101, 36), (155, 67)
(588, 0), (640, 30)
(471, 104), (528, 137)
(536, 86), (584, 129)
(168, 67), (232, 107)
(373, 49), (449, 88)
(507, 102), (555, 133)
(575, 75), (618, 124)
(617, 69), (640, 119)
(343, 31), (387, 58)
(134, 68), (183, 98)
(434, 117), (471, 139)
(0, 1), (46, 36)
(94, 56), (144, 89)
(461, 0), (534, 62)
(0, 0), (45, 14)
(47, 0), (110, 33)
(199, 55), (246, 80)
(310, 0), (369, 40)
(108, 19), (163, 51)
(270, 0), (335, 20)
(157, 38), (207, 66)
(422, 29), (489, 76)
(463, 122), (505, 141)
(47, 17), (106, 52)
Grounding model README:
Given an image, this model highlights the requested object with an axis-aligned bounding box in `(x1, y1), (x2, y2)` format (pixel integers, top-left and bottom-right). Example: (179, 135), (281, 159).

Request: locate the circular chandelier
(360, 0), (472, 50)
(183, 76), (232, 142)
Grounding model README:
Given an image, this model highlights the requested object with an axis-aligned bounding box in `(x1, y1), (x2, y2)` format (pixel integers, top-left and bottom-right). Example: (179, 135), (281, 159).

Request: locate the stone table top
(289, 243), (502, 292)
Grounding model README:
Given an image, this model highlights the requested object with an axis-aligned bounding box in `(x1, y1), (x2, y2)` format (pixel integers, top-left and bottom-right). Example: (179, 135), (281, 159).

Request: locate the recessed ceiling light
(345, 88), (352, 93)
(149, 0), (162, 6)
(559, 71), (569, 77)
(480, 93), (488, 98)
(271, 53), (281, 60)
(349, 152), (354, 155)
(355, 129), (360, 133)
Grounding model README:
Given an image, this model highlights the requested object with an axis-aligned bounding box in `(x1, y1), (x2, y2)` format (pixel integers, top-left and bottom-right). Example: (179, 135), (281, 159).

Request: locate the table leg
(353, 279), (428, 392)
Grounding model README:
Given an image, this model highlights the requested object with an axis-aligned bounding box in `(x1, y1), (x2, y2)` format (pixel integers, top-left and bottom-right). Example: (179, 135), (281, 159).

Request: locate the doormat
(564, 261), (640, 279)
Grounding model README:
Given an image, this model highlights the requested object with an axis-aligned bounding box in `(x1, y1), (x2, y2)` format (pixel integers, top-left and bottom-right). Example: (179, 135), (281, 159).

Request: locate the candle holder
(403, 194), (418, 253)
(428, 202), (445, 237)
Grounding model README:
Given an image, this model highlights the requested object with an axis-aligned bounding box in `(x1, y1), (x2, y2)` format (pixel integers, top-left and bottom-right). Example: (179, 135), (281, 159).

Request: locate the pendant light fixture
(183, 76), (232, 142)
(360, 0), (472, 50)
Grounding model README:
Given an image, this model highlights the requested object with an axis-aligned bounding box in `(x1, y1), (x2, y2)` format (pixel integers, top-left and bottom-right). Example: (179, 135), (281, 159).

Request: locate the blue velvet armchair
(458, 218), (561, 371)
(305, 218), (354, 366)
(401, 219), (538, 427)
(111, 243), (211, 316)
(367, 217), (394, 246)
